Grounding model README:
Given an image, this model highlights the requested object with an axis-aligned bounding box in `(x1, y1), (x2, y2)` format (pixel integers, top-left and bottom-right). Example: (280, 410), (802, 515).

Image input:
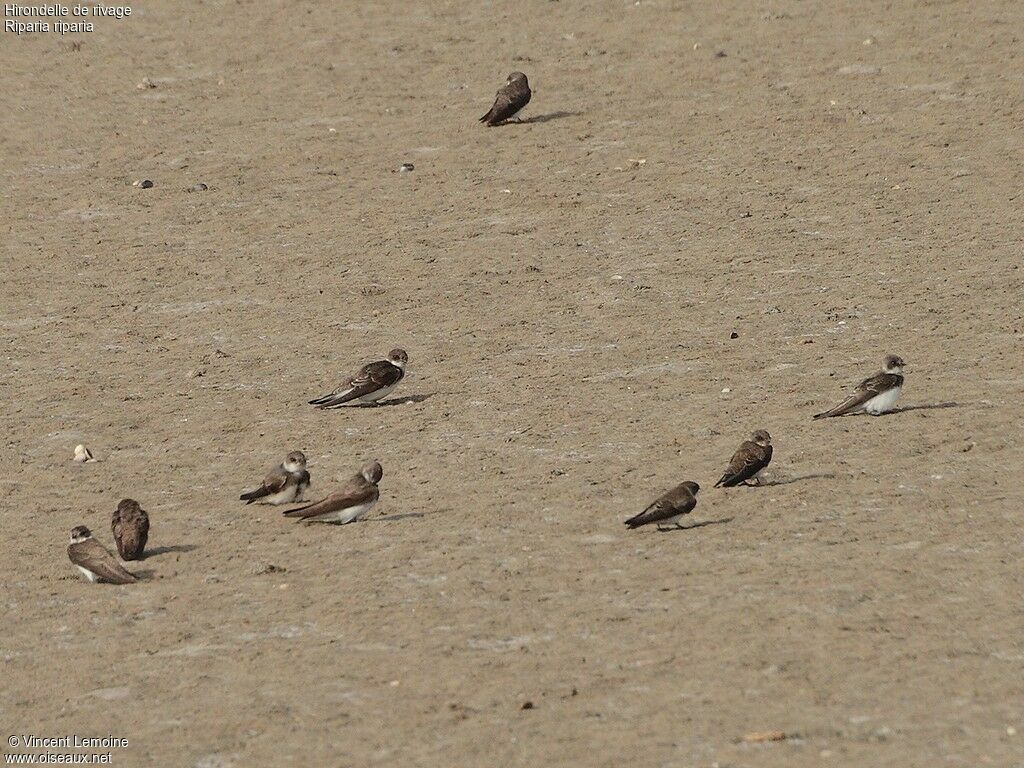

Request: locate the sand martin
(283, 460), (382, 524)
(715, 430), (773, 488)
(479, 72), (531, 126)
(625, 481), (701, 530)
(239, 450), (311, 505)
(67, 526), (137, 584)
(111, 498), (149, 560)
(813, 354), (905, 419)
(309, 349), (408, 408)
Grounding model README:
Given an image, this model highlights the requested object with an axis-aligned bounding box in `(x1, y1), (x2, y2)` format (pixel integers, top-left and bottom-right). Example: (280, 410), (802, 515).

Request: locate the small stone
(73, 444), (96, 463)
(133, 179), (154, 189)
(252, 563), (286, 576)
(136, 77), (156, 90)
(730, 331), (739, 339)
(398, 162), (415, 173)
(520, 701), (534, 710)
(863, 37), (875, 46)
(187, 183), (208, 193)
(743, 730), (786, 742)
(721, 387), (731, 394)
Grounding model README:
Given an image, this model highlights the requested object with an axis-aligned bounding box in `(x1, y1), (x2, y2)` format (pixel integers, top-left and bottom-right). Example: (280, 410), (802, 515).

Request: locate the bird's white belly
(360, 382), (399, 403)
(863, 385), (902, 415)
(314, 500), (377, 524)
(263, 486), (301, 505)
(76, 566), (98, 583)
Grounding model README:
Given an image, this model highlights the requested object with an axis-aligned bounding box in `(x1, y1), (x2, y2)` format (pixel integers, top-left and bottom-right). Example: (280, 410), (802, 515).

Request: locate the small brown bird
(67, 526), (137, 584)
(714, 430), (773, 488)
(309, 350), (408, 408)
(814, 354), (905, 419)
(625, 481), (700, 530)
(111, 498), (150, 560)
(239, 451), (311, 505)
(283, 460), (383, 524)
(479, 72), (531, 126)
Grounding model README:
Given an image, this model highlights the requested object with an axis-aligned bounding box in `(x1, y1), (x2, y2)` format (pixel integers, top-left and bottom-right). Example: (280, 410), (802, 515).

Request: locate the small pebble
(136, 77), (156, 90)
(398, 162), (415, 173)
(520, 701), (534, 710)
(73, 444), (96, 463)
(721, 387), (731, 394)
(187, 183), (208, 193)
(133, 179), (154, 189)
(251, 563), (286, 576)
(730, 331), (739, 339)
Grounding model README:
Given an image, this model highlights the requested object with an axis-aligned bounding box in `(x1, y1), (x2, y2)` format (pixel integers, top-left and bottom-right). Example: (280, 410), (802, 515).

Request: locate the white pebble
(73, 444), (96, 463)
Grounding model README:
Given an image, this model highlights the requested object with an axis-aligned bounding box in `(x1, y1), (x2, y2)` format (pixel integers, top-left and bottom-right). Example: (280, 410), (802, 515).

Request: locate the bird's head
(883, 354), (905, 374)
(388, 349), (409, 369)
(682, 480), (701, 496)
(751, 430), (772, 446)
(361, 460), (384, 484)
(116, 498), (142, 516)
(507, 72), (529, 87)
(284, 451), (307, 472)
(70, 526), (92, 543)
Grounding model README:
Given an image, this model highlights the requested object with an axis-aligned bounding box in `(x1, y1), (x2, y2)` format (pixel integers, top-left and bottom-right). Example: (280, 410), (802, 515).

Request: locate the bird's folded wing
(69, 540), (137, 583)
(481, 91), (519, 124)
(262, 466), (291, 493)
(717, 443), (771, 485)
(626, 490), (693, 526)
(283, 481), (376, 518)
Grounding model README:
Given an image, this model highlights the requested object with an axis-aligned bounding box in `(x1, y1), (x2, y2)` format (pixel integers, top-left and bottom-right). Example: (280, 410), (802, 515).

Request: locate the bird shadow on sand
(371, 512), (427, 522)
(890, 401), (960, 414)
(519, 111), (579, 124)
(659, 517), (733, 532)
(351, 393), (435, 408)
(142, 544), (197, 559)
(760, 473), (836, 487)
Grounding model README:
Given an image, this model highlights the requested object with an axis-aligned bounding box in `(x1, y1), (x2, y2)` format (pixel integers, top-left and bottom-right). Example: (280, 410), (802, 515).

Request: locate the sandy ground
(2, 0), (1023, 766)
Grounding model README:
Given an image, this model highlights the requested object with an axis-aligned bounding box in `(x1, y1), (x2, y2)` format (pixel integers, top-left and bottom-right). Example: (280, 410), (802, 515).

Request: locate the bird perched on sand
(111, 498), (149, 560)
(479, 72), (531, 126)
(714, 430), (773, 488)
(67, 526), (137, 584)
(309, 349), (408, 408)
(625, 481), (700, 530)
(283, 460), (383, 524)
(813, 354), (905, 419)
(239, 451), (311, 505)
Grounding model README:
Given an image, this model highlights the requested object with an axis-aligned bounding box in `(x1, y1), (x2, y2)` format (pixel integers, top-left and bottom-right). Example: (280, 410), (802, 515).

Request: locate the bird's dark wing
(814, 372), (903, 419)
(112, 507), (149, 560)
(310, 361), (404, 408)
(69, 539), (137, 584)
(624, 486), (695, 528)
(283, 477), (377, 519)
(240, 465), (289, 502)
(480, 84), (530, 125)
(715, 442), (772, 487)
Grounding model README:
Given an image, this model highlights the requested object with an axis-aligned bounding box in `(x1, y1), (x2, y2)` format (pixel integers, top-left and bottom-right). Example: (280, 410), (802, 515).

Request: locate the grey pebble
(187, 183), (208, 193)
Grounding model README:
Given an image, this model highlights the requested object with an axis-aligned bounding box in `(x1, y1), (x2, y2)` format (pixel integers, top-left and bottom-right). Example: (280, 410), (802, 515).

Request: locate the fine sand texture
(2, 1), (1023, 766)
